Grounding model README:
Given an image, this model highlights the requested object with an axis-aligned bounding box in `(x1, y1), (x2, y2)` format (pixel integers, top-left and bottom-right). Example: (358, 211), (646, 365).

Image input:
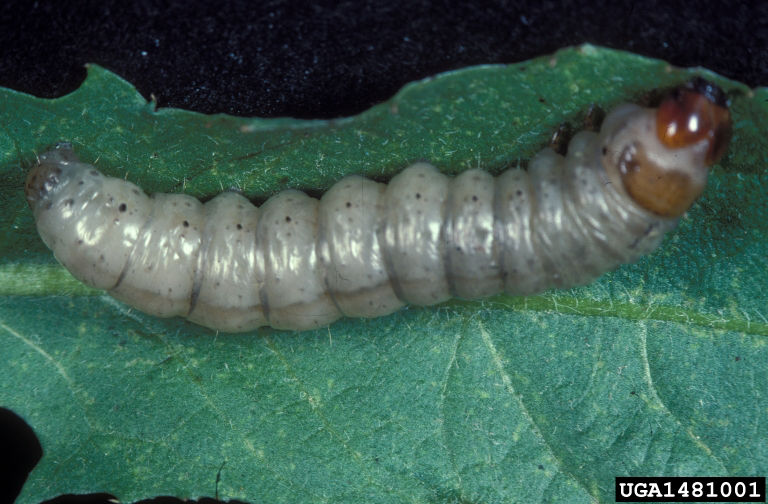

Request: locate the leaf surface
(1, 45), (766, 504)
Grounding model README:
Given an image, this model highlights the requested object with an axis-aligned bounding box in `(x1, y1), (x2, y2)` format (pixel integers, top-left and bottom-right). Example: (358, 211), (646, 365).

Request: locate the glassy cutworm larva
(25, 78), (732, 332)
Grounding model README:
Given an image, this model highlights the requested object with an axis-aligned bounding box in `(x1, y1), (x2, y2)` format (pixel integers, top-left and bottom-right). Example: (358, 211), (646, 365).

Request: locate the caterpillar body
(25, 79), (732, 332)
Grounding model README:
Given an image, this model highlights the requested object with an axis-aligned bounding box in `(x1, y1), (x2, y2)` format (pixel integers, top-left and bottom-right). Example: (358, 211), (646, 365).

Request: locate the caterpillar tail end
(619, 78), (732, 218)
(25, 142), (77, 207)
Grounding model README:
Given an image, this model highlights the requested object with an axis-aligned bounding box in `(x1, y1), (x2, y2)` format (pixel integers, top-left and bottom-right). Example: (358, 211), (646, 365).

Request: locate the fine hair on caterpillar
(25, 78), (732, 332)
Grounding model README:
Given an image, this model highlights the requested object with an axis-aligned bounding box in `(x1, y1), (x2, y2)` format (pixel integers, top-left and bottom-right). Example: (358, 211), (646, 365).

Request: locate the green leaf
(1, 44), (766, 504)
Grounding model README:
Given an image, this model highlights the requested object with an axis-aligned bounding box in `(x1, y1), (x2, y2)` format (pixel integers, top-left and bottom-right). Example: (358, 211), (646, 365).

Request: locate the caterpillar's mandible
(25, 79), (732, 332)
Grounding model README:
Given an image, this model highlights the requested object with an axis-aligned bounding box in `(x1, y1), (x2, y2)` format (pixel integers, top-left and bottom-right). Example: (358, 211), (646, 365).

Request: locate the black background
(1, 1), (765, 503)
(1, 0), (765, 120)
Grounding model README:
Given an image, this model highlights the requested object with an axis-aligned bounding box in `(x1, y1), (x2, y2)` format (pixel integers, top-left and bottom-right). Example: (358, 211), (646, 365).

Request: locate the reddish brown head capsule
(617, 78), (732, 218)
(656, 77), (732, 165)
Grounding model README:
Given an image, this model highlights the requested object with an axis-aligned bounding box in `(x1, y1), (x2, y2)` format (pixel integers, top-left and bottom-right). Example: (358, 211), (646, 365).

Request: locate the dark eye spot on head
(236, 223), (243, 230)
(602, 146), (608, 156)
(415, 193), (421, 199)
(346, 201), (352, 208)
(285, 216), (292, 222)
(118, 203), (127, 212)
(183, 220), (189, 227)
(472, 195), (478, 202)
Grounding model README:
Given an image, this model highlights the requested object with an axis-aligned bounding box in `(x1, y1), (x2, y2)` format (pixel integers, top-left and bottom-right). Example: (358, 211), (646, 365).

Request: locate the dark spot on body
(602, 146), (608, 155)
(472, 195), (478, 202)
(183, 220), (189, 227)
(236, 223), (243, 230)
(346, 201), (352, 208)
(285, 216), (292, 222)
(77, 239), (83, 245)
(119, 203), (127, 212)
(415, 193), (421, 199)
(64, 198), (74, 206)
(89, 170), (99, 176)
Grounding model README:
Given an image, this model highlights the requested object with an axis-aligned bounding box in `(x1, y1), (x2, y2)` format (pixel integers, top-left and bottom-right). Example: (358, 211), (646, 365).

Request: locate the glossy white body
(29, 104), (682, 332)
